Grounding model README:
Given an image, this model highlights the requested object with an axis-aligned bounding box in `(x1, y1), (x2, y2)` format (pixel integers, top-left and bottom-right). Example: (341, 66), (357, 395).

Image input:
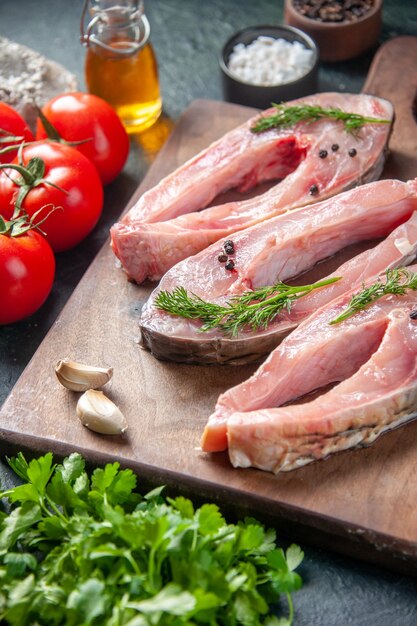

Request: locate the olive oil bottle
(81, 0), (162, 133)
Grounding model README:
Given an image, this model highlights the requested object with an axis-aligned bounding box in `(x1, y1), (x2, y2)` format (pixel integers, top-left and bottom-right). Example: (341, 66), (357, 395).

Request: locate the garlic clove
(76, 390), (128, 435)
(55, 359), (113, 392)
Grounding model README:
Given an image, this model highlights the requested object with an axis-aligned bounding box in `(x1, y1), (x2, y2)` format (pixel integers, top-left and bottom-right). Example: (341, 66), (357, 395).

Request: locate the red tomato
(36, 92), (129, 185)
(0, 102), (34, 164)
(0, 228), (55, 325)
(0, 142), (104, 252)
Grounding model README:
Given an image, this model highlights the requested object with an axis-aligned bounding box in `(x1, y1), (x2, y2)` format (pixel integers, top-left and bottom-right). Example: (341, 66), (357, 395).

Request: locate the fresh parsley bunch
(0, 452), (303, 625)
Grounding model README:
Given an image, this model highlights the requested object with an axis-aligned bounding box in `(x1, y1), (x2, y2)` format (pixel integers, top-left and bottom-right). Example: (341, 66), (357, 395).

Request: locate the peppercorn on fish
(140, 178), (417, 367)
(111, 92), (393, 283)
(213, 263), (417, 473)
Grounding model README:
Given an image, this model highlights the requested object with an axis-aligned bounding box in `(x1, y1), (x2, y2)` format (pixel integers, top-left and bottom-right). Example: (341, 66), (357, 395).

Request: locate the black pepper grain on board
(225, 260), (235, 271)
(292, 0), (374, 23)
(309, 184), (319, 195)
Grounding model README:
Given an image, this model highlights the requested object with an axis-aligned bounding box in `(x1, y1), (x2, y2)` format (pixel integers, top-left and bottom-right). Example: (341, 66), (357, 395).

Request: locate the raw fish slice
(111, 93), (393, 283)
(203, 214), (417, 452)
(140, 179), (417, 366)
(288, 213), (417, 320)
(225, 284), (417, 473)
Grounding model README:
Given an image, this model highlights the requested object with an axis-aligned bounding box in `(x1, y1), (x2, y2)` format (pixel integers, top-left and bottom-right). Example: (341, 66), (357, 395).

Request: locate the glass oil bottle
(81, 0), (162, 133)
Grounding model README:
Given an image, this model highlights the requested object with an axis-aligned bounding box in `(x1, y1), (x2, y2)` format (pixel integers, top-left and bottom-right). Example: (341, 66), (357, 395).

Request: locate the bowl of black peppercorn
(284, 0), (382, 62)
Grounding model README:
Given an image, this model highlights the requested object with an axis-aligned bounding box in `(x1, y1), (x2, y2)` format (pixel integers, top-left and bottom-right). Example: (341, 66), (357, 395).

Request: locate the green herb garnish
(251, 103), (391, 134)
(0, 452), (303, 625)
(155, 276), (341, 337)
(330, 268), (417, 324)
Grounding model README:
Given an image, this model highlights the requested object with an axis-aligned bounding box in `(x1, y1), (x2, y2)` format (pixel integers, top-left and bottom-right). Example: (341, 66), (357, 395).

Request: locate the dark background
(1, 1), (417, 624)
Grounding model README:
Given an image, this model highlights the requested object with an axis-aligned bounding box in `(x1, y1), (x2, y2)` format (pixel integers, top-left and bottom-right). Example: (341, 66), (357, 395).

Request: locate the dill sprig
(251, 103), (391, 134)
(330, 268), (417, 325)
(155, 277), (341, 337)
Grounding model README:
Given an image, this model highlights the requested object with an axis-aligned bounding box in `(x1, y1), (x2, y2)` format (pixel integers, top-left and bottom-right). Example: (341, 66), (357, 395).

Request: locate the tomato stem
(0, 206), (60, 238)
(37, 107), (92, 148)
(0, 156), (68, 215)
(0, 128), (25, 144)
(0, 162), (35, 185)
(0, 140), (39, 156)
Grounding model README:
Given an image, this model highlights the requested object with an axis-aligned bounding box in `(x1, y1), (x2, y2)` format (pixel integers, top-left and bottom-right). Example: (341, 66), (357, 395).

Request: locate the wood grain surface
(2, 37), (417, 573)
(362, 36), (417, 181)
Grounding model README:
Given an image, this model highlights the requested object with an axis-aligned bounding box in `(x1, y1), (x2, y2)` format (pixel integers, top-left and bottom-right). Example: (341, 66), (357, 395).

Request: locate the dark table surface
(1, 1), (417, 624)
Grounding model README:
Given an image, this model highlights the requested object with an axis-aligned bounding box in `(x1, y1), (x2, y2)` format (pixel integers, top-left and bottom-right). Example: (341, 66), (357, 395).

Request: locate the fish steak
(209, 266), (417, 473)
(140, 179), (417, 366)
(111, 93), (393, 283)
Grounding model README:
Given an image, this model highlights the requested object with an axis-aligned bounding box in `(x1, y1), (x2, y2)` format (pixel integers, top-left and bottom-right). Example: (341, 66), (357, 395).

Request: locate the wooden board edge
(362, 36), (417, 94)
(1, 425), (417, 576)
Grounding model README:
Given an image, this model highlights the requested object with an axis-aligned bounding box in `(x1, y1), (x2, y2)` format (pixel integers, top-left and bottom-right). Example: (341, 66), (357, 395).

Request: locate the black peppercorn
(225, 260), (235, 271)
(218, 253), (228, 263)
(331, 144), (339, 152)
(410, 310), (417, 320)
(292, 0), (373, 23)
(309, 184), (319, 195)
(318, 149), (328, 159)
(224, 240), (235, 255)
(348, 148), (357, 157)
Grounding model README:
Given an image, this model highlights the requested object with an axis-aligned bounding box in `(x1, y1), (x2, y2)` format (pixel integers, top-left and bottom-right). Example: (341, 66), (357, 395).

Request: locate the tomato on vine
(36, 92), (129, 185)
(0, 213), (55, 325)
(0, 102), (34, 164)
(0, 141), (103, 252)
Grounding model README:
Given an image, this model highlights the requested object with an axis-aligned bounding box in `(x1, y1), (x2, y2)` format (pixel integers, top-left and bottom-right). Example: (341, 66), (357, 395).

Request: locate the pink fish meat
(140, 179), (417, 366)
(111, 93), (393, 283)
(209, 264), (417, 473)
(202, 211), (417, 452)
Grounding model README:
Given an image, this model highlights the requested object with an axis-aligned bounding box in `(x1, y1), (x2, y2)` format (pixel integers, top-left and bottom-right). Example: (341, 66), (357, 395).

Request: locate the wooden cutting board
(2, 36), (417, 573)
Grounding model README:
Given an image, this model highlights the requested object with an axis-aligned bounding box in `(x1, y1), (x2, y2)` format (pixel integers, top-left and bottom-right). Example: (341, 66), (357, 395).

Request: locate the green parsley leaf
(26, 453), (55, 494)
(6, 453), (30, 482)
(128, 583), (196, 616)
(286, 545), (304, 572)
(0, 452), (304, 625)
(167, 495), (194, 518)
(66, 578), (108, 621)
(197, 503), (224, 536)
(0, 503), (42, 550)
(3, 553), (37, 577)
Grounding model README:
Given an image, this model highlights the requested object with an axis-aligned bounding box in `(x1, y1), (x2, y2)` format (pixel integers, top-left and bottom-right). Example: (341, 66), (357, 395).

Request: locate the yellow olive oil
(85, 40), (162, 133)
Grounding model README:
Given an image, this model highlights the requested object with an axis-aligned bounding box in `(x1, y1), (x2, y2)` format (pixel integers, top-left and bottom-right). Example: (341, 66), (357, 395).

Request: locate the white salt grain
(227, 36), (314, 86)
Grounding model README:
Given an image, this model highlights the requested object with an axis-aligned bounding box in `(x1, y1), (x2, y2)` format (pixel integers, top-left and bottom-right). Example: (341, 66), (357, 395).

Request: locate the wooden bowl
(283, 0), (382, 62)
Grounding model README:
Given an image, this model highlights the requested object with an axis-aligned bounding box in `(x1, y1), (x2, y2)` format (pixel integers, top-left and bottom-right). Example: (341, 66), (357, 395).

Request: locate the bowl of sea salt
(220, 25), (318, 109)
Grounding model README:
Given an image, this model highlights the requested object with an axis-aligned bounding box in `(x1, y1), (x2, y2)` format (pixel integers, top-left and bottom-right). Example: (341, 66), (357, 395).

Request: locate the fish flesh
(207, 264), (417, 473)
(140, 179), (417, 366)
(112, 93), (392, 283)
(141, 179), (417, 365)
(201, 211), (417, 452)
(111, 93), (393, 283)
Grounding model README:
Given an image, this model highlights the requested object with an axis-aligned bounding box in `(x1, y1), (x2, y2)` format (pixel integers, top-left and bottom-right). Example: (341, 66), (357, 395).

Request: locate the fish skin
(140, 179), (417, 368)
(111, 93), (393, 283)
(225, 286), (417, 473)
